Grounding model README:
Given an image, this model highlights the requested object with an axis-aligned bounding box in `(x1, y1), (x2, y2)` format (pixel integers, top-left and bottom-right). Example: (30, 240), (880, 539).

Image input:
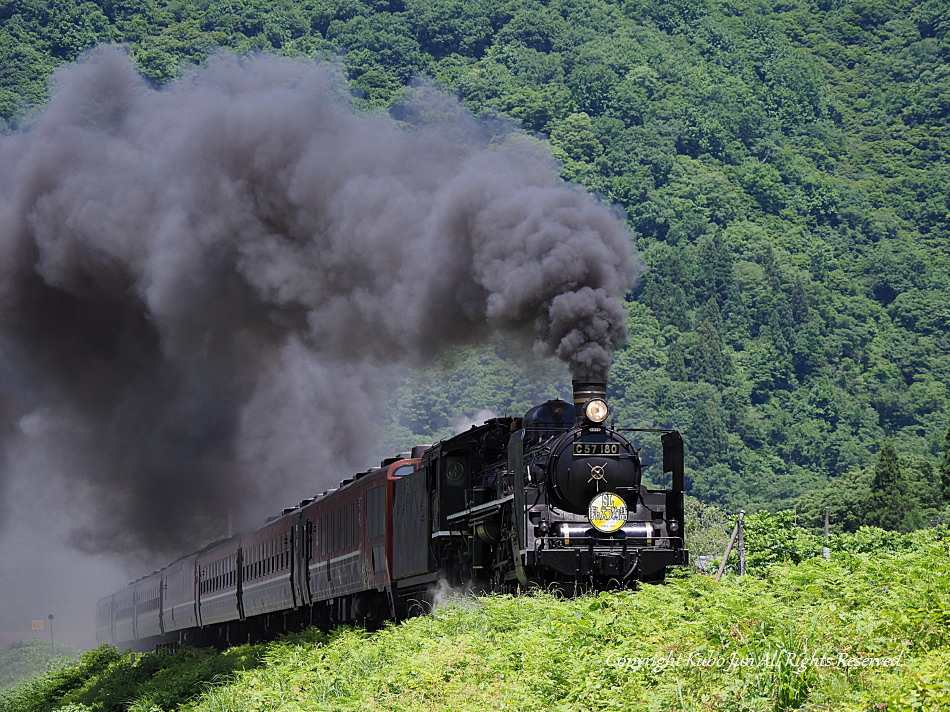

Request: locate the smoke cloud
(0, 47), (639, 556)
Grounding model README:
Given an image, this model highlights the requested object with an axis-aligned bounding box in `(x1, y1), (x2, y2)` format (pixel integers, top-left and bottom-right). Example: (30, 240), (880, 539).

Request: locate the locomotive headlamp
(584, 398), (609, 423)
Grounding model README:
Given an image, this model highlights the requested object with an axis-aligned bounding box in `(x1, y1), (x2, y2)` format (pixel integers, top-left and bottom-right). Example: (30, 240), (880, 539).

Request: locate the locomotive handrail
(614, 428), (681, 434)
(537, 535), (684, 541)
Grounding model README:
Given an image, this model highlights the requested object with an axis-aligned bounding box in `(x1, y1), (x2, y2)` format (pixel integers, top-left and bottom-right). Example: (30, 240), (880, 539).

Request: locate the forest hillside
(2, 0), (948, 525)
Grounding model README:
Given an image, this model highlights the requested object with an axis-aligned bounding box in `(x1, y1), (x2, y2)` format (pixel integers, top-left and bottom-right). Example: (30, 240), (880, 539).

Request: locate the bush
(742, 510), (826, 573)
(0, 639), (76, 692)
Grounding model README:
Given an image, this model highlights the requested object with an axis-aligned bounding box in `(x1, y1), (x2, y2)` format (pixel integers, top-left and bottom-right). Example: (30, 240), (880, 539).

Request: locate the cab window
(391, 463), (415, 478)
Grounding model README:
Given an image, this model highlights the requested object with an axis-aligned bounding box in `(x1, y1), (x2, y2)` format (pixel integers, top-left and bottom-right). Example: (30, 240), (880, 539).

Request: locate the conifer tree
(692, 320), (729, 386)
(666, 341), (687, 381)
(690, 399), (728, 469)
(939, 427), (950, 503)
(864, 441), (919, 532)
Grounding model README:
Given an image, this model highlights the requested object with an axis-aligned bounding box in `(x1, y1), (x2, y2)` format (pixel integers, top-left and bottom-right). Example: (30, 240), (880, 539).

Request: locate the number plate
(572, 442), (621, 456)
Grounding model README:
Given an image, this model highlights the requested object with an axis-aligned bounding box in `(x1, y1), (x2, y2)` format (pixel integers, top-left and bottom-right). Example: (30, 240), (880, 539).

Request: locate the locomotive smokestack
(573, 380), (608, 425)
(573, 381), (607, 407)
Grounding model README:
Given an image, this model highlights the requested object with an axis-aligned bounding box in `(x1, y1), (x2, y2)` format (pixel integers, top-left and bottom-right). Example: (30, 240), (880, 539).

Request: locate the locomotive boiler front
(510, 379), (688, 584)
(544, 381), (642, 518)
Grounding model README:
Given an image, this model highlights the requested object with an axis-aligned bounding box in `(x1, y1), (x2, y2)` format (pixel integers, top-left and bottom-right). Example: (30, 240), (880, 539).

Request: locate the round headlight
(584, 399), (609, 423)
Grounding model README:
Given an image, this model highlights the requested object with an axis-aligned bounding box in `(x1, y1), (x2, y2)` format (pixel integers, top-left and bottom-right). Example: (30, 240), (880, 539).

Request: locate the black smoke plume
(0, 47), (639, 555)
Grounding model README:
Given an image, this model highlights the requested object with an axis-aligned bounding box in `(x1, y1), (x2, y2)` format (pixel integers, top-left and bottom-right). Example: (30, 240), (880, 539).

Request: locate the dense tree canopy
(2, 0), (948, 526)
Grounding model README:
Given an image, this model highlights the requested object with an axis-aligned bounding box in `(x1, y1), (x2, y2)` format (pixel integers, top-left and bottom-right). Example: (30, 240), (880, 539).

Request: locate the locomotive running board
(446, 494), (514, 523)
(395, 572), (439, 589)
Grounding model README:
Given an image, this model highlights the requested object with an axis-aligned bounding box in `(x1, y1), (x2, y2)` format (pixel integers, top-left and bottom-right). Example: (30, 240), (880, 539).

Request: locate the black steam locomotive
(96, 381), (688, 650)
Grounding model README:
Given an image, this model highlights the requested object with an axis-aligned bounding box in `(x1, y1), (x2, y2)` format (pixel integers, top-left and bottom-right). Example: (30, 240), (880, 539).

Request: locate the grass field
(2, 527), (948, 712)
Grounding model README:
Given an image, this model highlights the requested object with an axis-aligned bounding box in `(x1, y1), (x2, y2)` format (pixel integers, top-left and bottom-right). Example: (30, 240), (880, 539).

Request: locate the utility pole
(48, 614), (54, 657)
(822, 507), (831, 559)
(737, 515), (746, 576)
(716, 510), (746, 582)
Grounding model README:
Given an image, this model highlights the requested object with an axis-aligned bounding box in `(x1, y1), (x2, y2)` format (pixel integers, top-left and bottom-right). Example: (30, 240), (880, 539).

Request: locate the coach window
(366, 486), (384, 540)
(331, 510), (337, 553)
(346, 504), (353, 548)
(321, 515), (328, 556)
(342, 507), (348, 549)
(346, 505), (352, 548)
(342, 505), (350, 549)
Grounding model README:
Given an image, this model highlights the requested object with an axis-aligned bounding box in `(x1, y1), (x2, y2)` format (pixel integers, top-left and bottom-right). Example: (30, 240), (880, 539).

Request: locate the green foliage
(742, 509), (825, 574)
(0, 639), (75, 692)
(0, 645), (120, 712)
(865, 440), (922, 532)
(683, 495), (732, 558)
(726, 506), (949, 580)
(795, 436), (948, 536)
(0, 643), (265, 712)
(6, 532), (950, 711)
(940, 427), (950, 502)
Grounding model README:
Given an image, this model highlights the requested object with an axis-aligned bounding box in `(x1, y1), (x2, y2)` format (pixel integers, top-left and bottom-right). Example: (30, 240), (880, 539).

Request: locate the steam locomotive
(96, 381), (688, 650)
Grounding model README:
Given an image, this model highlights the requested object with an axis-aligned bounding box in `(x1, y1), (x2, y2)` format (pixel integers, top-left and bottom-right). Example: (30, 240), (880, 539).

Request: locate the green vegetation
(2, 0), (948, 518)
(3, 524), (949, 711)
(0, 643), (264, 712)
(0, 639), (75, 692)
